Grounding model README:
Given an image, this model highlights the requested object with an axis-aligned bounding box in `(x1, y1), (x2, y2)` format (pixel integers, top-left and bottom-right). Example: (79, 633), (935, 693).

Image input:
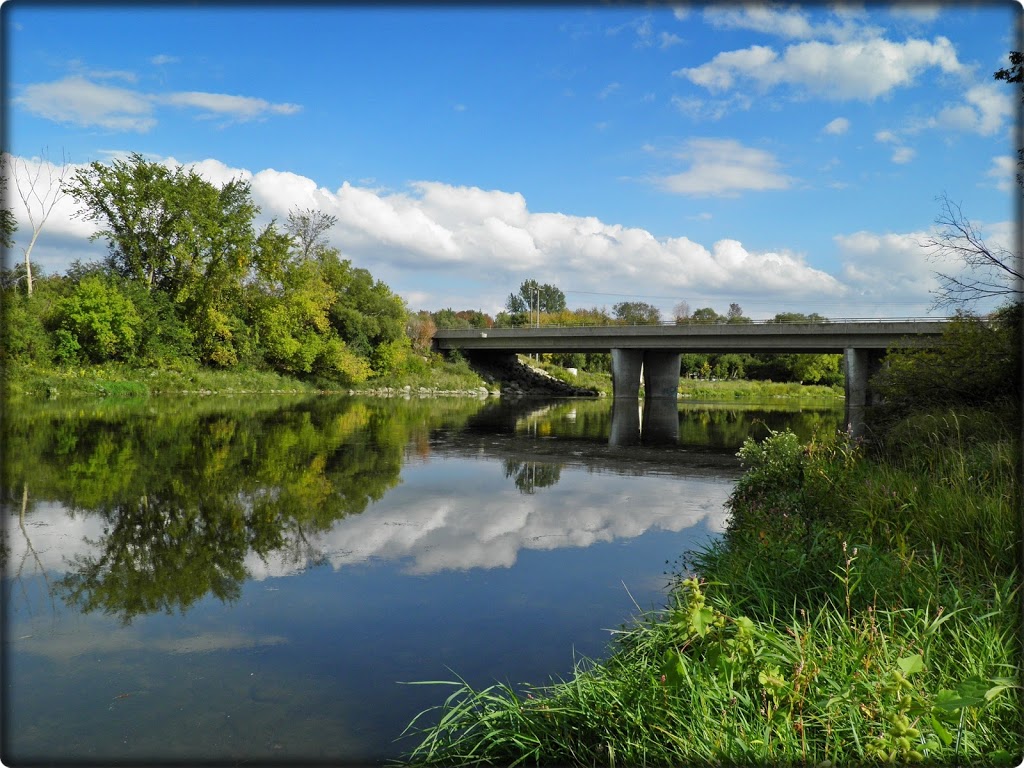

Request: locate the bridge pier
(611, 349), (680, 399)
(844, 348), (885, 439)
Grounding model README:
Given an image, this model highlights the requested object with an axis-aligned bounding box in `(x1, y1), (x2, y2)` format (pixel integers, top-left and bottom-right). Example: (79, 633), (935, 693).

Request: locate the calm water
(3, 395), (843, 764)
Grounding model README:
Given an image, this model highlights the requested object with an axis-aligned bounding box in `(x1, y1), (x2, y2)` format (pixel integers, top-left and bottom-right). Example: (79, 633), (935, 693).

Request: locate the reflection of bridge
(434, 320), (949, 437)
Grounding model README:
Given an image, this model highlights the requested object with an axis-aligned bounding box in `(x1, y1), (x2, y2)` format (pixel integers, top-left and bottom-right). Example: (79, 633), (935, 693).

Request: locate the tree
(5, 149), (71, 296)
(286, 207), (338, 261)
(922, 193), (1022, 310)
(672, 300), (691, 324)
(727, 303), (750, 323)
(613, 301), (661, 324)
(66, 153), (275, 366)
(690, 307), (722, 324)
(506, 279), (566, 318)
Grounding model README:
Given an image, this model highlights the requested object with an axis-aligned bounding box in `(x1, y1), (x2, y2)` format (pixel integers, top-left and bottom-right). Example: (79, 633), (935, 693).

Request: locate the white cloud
(15, 76), (156, 132)
(660, 31), (683, 49)
(653, 137), (794, 197)
(703, 5), (816, 39)
(150, 54), (179, 66)
(701, 4), (882, 42)
(891, 146), (916, 164)
(14, 76), (301, 131)
(833, 221), (1011, 313)
(823, 117), (850, 135)
(672, 5), (690, 21)
(874, 129), (899, 143)
(985, 155), (1017, 193)
(931, 82), (1013, 136)
(598, 81), (621, 99)
(5, 151), (875, 315)
(676, 36), (963, 101)
(672, 93), (753, 121)
(162, 91), (302, 120)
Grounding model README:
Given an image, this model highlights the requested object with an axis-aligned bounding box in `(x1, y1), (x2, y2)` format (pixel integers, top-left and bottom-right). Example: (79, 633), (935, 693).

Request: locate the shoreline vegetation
(4, 354), (845, 402)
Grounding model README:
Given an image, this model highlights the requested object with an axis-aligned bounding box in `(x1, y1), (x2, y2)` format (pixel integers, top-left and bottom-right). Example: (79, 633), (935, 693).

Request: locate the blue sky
(3, 2), (1020, 319)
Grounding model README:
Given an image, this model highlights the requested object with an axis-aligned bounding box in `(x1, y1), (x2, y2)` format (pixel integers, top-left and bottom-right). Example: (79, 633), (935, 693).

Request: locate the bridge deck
(433, 320), (949, 354)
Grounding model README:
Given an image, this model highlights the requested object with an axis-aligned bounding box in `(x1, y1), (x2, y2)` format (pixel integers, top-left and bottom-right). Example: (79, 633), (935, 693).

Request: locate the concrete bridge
(433, 319), (950, 436)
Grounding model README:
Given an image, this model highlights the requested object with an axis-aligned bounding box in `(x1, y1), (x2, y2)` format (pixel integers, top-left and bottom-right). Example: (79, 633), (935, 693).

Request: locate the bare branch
(920, 193), (1022, 310)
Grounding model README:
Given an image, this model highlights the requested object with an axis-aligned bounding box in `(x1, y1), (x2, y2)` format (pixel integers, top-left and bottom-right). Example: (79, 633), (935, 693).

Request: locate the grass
(5, 361), (319, 399)
(398, 408), (1023, 767)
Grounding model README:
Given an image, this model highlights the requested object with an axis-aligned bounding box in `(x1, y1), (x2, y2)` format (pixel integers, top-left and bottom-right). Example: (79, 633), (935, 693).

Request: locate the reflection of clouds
(11, 627), (288, 662)
(5, 501), (108, 575)
(248, 461), (733, 577)
(8, 462), (734, 583)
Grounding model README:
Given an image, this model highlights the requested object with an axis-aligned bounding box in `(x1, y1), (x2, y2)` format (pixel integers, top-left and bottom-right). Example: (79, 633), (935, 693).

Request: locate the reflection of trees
(6, 396), (485, 624)
(502, 460), (563, 494)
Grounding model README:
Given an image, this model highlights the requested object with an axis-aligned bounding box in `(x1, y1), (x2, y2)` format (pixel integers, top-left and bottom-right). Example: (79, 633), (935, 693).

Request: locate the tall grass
(399, 410), (1023, 766)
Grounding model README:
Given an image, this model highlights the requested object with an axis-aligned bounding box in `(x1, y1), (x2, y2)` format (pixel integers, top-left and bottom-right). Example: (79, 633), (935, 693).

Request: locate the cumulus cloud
(675, 35), (962, 101)
(929, 82), (1013, 136)
(14, 75), (301, 131)
(652, 137), (794, 197)
(823, 117), (850, 135)
(834, 220), (1012, 313)
(3, 151), (865, 315)
(985, 155), (1017, 193)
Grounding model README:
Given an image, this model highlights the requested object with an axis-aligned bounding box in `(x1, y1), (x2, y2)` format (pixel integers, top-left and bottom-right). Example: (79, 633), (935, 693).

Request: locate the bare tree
(920, 193), (1022, 310)
(672, 300), (691, 324)
(5, 149), (71, 296)
(286, 207), (338, 261)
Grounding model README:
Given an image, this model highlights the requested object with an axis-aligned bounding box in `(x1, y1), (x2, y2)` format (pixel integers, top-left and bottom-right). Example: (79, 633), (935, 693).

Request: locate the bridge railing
(436, 316), (951, 331)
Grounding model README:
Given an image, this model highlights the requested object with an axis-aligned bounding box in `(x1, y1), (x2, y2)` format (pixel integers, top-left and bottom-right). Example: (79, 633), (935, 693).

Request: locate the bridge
(433, 318), (950, 437)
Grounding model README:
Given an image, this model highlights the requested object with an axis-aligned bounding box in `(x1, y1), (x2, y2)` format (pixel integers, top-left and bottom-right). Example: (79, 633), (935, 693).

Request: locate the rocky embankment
(466, 352), (600, 398)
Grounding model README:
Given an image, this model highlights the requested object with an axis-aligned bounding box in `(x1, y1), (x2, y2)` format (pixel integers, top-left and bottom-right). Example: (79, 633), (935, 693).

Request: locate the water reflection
(4, 394), (844, 764)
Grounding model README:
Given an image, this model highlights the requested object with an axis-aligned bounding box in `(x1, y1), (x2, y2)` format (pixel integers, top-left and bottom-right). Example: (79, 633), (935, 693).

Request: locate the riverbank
(5, 357), (844, 402)
(400, 405), (1022, 766)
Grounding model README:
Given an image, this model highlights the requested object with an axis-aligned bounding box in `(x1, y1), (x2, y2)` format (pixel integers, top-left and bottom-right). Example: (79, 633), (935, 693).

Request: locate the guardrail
(436, 317), (952, 331)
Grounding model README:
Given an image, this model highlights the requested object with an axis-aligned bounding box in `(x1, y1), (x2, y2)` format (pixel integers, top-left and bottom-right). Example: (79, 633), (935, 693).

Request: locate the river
(3, 394), (843, 764)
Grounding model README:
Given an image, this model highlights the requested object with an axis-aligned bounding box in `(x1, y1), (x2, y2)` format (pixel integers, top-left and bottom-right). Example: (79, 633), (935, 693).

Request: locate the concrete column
(642, 351), (681, 399)
(610, 348), (643, 399)
(844, 348), (885, 439)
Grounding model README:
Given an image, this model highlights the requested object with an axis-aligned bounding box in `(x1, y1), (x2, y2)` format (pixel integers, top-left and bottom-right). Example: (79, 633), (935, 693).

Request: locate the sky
(2, 1), (1020, 320)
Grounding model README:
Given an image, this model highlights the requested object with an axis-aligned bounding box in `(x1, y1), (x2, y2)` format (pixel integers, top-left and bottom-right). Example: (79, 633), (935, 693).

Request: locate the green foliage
(875, 304), (1021, 416)
(506, 279), (566, 315)
(52, 276), (142, 363)
(613, 300), (661, 324)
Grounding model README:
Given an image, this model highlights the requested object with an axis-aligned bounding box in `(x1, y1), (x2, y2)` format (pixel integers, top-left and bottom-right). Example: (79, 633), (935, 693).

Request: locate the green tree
(506, 279), (566, 316)
(52, 275), (142, 363)
(727, 303), (751, 323)
(690, 307), (722, 324)
(66, 153), (284, 367)
(613, 301), (661, 324)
